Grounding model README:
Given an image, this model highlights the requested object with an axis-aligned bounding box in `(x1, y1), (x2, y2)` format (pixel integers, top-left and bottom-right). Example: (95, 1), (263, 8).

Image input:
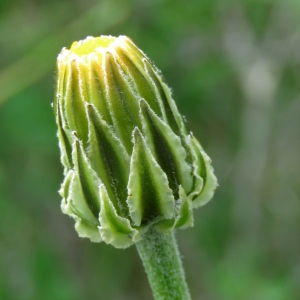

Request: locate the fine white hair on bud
(53, 35), (217, 248)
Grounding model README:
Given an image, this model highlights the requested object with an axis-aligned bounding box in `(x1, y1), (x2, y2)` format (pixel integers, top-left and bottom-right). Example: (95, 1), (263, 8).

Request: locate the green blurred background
(1, 0), (300, 299)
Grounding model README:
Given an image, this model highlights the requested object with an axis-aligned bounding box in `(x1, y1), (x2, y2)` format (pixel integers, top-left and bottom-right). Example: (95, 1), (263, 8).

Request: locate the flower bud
(54, 35), (217, 248)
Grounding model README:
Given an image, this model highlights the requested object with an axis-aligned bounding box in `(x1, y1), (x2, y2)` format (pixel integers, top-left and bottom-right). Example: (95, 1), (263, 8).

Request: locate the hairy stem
(136, 226), (191, 300)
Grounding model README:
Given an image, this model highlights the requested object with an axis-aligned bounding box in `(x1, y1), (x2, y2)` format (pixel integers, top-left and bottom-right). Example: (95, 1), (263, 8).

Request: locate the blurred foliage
(0, 0), (300, 299)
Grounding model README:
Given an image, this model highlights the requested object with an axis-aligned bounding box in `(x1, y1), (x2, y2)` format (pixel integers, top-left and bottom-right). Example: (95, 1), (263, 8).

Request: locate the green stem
(136, 226), (191, 300)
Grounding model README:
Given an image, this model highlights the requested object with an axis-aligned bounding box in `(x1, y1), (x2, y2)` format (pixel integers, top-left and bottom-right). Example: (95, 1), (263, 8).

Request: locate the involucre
(53, 35), (217, 248)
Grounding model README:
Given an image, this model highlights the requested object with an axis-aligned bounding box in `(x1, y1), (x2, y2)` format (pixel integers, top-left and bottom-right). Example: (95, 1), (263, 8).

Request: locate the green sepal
(140, 100), (193, 198)
(53, 50), (68, 114)
(189, 136), (218, 208)
(185, 135), (204, 201)
(155, 186), (194, 231)
(103, 51), (141, 154)
(175, 186), (194, 229)
(74, 216), (102, 243)
(60, 170), (97, 226)
(60, 170), (101, 242)
(114, 47), (163, 119)
(62, 59), (89, 143)
(72, 136), (101, 218)
(127, 128), (175, 226)
(151, 62), (187, 134)
(56, 100), (73, 172)
(119, 37), (147, 72)
(59, 169), (73, 200)
(142, 59), (184, 136)
(86, 103), (130, 216)
(99, 185), (137, 249)
(84, 53), (114, 126)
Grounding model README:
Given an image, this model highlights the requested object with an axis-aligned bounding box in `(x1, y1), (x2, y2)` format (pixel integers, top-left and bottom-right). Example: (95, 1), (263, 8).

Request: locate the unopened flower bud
(53, 35), (217, 248)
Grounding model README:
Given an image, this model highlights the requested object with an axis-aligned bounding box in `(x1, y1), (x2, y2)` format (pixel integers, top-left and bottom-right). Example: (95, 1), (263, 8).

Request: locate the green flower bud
(53, 35), (217, 248)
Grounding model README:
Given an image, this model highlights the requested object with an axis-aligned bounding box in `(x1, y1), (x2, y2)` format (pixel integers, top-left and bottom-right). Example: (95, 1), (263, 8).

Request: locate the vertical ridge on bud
(73, 139), (101, 218)
(61, 60), (88, 144)
(54, 50), (69, 109)
(64, 170), (98, 226)
(86, 103), (130, 217)
(174, 186), (194, 229)
(104, 52), (140, 153)
(127, 128), (175, 226)
(56, 102), (73, 170)
(114, 48), (163, 118)
(189, 136), (218, 207)
(143, 59), (181, 136)
(140, 100), (192, 199)
(99, 185), (136, 248)
(86, 54), (114, 126)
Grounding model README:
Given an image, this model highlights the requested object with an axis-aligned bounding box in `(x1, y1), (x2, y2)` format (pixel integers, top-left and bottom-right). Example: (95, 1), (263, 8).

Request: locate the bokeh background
(1, 0), (300, 299)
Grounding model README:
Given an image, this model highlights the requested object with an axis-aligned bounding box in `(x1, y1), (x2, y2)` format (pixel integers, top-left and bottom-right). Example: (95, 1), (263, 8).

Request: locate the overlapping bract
(53, 35), (217, 248)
